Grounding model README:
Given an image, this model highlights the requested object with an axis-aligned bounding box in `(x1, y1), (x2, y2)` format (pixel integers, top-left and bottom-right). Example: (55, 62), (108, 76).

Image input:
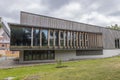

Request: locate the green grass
(1, 56), (120, 80)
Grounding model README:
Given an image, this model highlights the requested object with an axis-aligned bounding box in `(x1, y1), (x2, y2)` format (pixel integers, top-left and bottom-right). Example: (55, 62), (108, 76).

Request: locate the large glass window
(79, 32), (82, 47)
(23, 28), (31, 46)
(72, 32), (74, 46)
(60, 31), (64, 46)
(115, 39), (119, 48)
(11, 26), (23, 46)
(65, 31), (67, 46)
(50, 30), (54, 46)
(68, 31), (71, 46)
(81, 33), (83, 47)
(85, 33), (88, 47)
(11, 26), (32, 46)
(72, 32), (77, 47)
(55, 31), (59, 46)
(24, 50), (55, 61)
(33, 28), (40, 46)
(42, 29), (48, 46)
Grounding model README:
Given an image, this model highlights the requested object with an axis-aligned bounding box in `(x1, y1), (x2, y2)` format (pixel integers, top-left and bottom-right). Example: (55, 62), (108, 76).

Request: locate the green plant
(56, 59), (62, 68)
(13, 57), (19, 61)
(0, 54), (2, 57)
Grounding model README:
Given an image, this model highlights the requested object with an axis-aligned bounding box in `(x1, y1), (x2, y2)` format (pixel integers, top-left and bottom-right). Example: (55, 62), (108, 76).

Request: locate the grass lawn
(1, 56), (120, 80)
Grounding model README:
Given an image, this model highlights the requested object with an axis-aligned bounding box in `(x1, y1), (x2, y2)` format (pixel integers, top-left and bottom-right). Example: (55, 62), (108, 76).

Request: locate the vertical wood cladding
(20, 12), (120, 49)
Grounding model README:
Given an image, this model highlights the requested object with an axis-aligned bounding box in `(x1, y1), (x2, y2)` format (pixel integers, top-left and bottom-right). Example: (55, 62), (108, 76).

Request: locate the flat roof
(21, 11), (104, 28)
(9, 23), (103, 34)
(20, 11), (120, 32)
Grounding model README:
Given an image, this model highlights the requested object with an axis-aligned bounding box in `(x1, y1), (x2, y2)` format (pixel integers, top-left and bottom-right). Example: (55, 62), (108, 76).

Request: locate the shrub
(0, 54), (2, 57)
(13, 57), (19, 61)
(56, 59), (62, 68)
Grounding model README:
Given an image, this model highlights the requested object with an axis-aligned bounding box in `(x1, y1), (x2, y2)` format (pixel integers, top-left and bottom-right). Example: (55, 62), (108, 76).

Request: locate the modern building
(1, 11), (120, 63)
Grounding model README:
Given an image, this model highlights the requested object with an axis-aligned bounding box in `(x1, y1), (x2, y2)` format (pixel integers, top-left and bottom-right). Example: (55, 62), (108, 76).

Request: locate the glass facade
(50, 30), (54, 46)
(11, 26), (32, 46)
(115, 39), (119, 48)
(10, 26), (103, 49)
(74, 32), (77, 47)
(41, 29), (48, 46)
(68, 31), (71, 46)
(24, 50), (55, 61)
(65, 32), (67, 46)
(55, 31), (59, 46)
(60, 31), (64, 46)
(33, 28), (40, 46)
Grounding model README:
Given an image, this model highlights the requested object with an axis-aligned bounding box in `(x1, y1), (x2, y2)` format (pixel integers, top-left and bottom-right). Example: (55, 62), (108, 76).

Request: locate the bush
(0, 54), (2, 57)
(56, 59), (62, 68)
(13, 57), (19, 61)
(56, 59), (67, 68)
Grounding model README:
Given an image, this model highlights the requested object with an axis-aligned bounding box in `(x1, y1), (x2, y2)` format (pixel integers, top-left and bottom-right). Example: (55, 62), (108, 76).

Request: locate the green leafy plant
(13, 57), (19, 61)
(0, 54), (2, 57)
(56, 59), (62, 68)
(56, 59), (67, 68)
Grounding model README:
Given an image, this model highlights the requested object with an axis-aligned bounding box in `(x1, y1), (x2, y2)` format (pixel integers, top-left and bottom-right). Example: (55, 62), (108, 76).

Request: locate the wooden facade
(7, 11), (120, 62)
(20, 11), (120, 49)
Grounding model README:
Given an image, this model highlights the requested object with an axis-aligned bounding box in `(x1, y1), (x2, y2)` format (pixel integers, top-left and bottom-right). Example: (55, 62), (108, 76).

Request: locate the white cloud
(0, 0), (120, 27)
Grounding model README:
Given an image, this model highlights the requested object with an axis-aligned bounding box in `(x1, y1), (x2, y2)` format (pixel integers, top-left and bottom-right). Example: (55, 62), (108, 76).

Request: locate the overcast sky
(1, 0), (120, 27)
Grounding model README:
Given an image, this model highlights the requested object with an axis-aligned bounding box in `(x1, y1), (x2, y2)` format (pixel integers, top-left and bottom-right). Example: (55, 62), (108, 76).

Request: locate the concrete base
(55, 49), (120, 61)
(19, 49), (120, 63)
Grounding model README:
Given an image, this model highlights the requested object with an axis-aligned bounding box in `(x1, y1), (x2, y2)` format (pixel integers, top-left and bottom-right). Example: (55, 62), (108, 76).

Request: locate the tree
(107, 24), (120, 30)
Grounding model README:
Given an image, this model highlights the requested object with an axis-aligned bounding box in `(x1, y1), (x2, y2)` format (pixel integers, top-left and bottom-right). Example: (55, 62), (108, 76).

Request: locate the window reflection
(24, 50), (55, 61)
(42, 29), (48, 46)
(55, 31), (59, 46)
(50, 30), (54, 46)
(11, 26), (102, 49)
(74, 32), (76, 47)
(68, 31), (71, 46)
(11, 26), (31, 46)
(72, 32), (74, 46)
(33, 28), (40, 46)
(65, 32), (67, 46)
(60, 31), (64, 46)
(23, 28), (31, 46)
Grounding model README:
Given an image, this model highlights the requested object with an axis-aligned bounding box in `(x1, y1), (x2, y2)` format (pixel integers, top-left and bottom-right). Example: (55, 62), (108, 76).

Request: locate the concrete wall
(55, 50), (76, 61)
(19, 49), (120, 63)
(55, 49), (120, 61)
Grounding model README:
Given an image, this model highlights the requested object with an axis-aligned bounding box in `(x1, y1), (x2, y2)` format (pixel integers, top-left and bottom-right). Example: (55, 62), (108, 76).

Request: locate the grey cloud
(0, 0), (120, 26)
(109, 11), (120, 16)
(41, 0), (71, 10)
